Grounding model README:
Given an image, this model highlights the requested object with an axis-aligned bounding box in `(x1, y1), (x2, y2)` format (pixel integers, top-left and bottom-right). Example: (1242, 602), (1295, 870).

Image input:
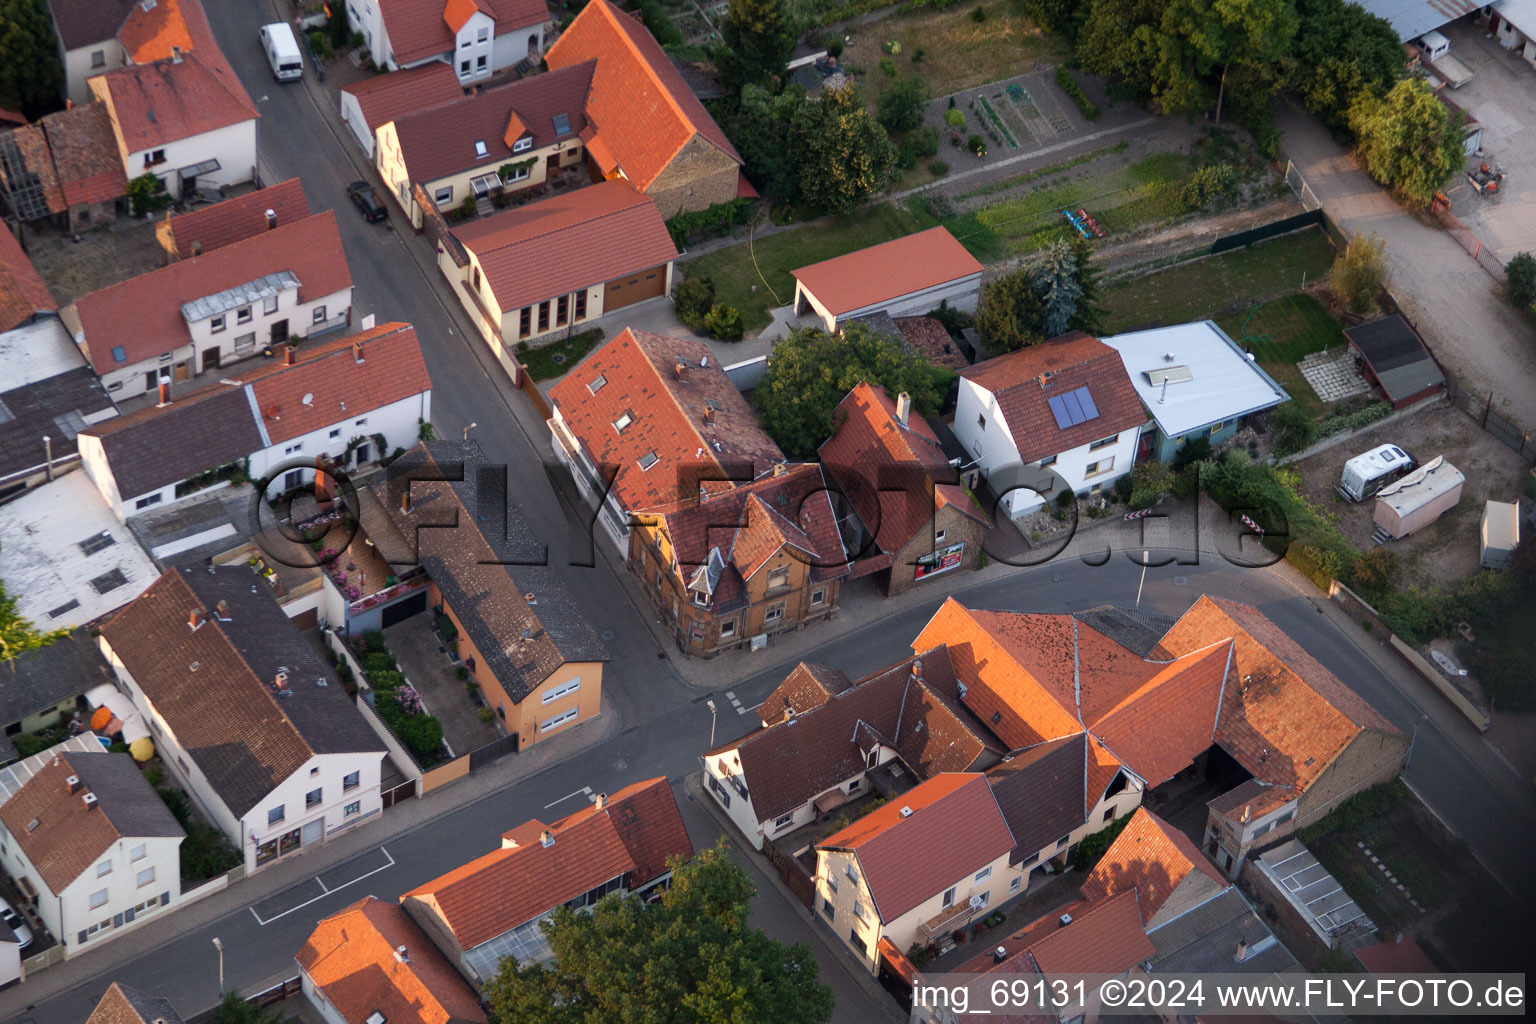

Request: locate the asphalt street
(4, 15), (1532, 1023)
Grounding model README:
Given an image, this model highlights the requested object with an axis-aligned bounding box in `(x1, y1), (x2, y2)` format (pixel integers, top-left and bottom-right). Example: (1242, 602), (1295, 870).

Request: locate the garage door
(381, 590), (428, 628)
(605, 266), (665, 310)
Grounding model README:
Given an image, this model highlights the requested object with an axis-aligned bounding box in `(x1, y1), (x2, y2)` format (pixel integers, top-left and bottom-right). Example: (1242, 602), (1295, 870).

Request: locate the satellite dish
(302, 392), (314, 406)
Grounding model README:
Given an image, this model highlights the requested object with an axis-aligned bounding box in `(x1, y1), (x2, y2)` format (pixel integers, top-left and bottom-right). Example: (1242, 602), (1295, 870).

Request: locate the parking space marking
(248, 846), (395, 925)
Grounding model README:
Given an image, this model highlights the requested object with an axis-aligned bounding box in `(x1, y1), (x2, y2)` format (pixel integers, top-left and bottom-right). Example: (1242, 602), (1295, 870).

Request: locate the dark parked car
(346, 181), (387, 223)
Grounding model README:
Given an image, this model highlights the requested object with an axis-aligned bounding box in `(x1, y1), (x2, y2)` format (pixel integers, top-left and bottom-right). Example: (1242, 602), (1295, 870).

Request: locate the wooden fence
(762, 836), (816, 910)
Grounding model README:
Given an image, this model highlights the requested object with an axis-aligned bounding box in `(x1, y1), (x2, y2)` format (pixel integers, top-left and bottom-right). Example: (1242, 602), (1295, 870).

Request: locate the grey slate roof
(99, 567), (384, 817)
(370, 442), (606, 702)
(0, 631), (114, 726)
(81, 385), (262, 499)
(86, 981), (187, 1024)
(1073, 606), (1177, 659)
(45, 0), (137, 50)
(0, 365), (115, 485)
(1147, 887), (1299, 975)
(1344, 315), (1446, 404)
(70, 752), (185, 838)
(985, 734), (1089, 860)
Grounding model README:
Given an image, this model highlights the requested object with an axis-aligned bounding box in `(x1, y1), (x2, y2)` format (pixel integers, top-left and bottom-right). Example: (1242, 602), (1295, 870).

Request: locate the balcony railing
(918, 889), (984, 940)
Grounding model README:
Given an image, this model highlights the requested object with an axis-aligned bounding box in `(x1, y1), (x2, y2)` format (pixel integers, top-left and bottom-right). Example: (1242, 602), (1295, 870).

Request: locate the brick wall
(883, 504), (989, 598)
(1297, 730), (1409, 827)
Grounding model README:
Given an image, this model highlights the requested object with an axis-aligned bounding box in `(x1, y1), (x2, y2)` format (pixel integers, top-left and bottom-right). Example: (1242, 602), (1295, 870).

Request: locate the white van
(1338, 444), (1416, 502)
(1415, 30), (1450, 63)
(260, 23), (304, 82)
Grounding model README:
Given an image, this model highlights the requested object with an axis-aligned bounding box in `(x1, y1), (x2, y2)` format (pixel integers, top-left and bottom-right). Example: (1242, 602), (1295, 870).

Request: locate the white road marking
(248, 846), (395, 925)
(544, 785), (593, 809)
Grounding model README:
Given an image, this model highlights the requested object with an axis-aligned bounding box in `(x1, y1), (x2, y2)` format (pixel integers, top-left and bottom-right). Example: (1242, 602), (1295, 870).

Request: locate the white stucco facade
(953, 377), (1141, 518)
(90, 89), (258, 202)
(702, 743), (898, 851)
(348, 0), (545, 82)
(61, 40), (128, 105)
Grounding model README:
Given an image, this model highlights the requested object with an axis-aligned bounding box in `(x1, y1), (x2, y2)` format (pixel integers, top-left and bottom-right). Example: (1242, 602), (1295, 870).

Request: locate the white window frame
(236, 306), (253, 324)
(974, 865), (992, 884)
(540, 706), (579, 732)
(435, 185), (453, 204)
(504, 163), (530, 182)
(137, 866), (156, 887)
(264, 294), (279, 314)
(209, 314), (226, 333)
(811, 588), (826, 606)
(89, 888), (109, 910)
(131, 844), (146, 862)
(719, 618), (738, 638)
(343, 771), (360, 791)
(941, 886), (957, 909)
(96, 860), (112, 878)
(345, 800), (361, 816)
(312, 305), (327, 324)
(542, 677), (581, 705)
(268, 805), (286, 826)
(512, 137), (532, 153)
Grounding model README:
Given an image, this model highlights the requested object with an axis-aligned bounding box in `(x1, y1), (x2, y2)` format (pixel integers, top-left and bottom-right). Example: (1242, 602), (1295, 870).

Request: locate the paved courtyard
(384, 617), (502, 758)
(1297, 348), (1370, 402)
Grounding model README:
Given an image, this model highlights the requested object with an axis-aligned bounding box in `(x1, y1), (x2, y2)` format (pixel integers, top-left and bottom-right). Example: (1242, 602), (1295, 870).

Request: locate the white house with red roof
(791, 227), (983, 334)
(338, 63), (464, 159)
(67, 210), (353, 400)
(346, 0), (548, 85)
(77, 322), (432, 520)
(85, 0), (259, 199)
(954, 331), (1148, 517)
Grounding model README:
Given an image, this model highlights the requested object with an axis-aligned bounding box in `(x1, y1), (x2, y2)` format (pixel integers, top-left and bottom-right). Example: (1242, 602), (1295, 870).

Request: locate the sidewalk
(0, 692), (623, 1013)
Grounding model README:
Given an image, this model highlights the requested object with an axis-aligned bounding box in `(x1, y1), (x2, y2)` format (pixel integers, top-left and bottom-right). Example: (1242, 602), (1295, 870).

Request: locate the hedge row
(357, 632), (444, 765)
(1054, 67), (1099, 121)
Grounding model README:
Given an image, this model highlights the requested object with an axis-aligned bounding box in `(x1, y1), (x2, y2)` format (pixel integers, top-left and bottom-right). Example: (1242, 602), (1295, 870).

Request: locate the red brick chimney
(283, 346), (296, 366)
(157, 380), (171, 407)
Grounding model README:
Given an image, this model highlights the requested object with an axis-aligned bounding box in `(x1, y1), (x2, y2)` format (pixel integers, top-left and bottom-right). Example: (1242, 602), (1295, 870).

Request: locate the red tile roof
(1092, 642), (1229, 788)
(1355, 936), (1437, 974)
(894, 315), (968, 371)
(298, 897), (487, 1024)
(0, 224), (57, 332)
(46, 0), (136, 50)
(454, 180), (676, 316)
(442, 0), (492, 33)
(340, 63), (465, 137)
(549, 327), (782, 514)
(819, 382), (986, 557)
(0, 108), (23, 127)
(402, 777), (689, 949)
(247, 322), (432, 444)
(758, 662), (852, 724)
(165, 178), (310, 258)
(1080, 808), (1225, 925)
(381, 0), (547, 66)
(117, 0), (195, 62)
(545, 0), (740, 191)
(93, 0), (258, 152)
(1156, 596), (1398, 789)
(791, 227), (982, 317)
(819, 773), (1013, 922)
(389, 62), (593, 183)
(75, 210), (351, 374)
(960, 332), (1147, 464)
(41, 103), (128, 208)
(1019, 889), (1155, 976)
(1207, 777), (1297, 823)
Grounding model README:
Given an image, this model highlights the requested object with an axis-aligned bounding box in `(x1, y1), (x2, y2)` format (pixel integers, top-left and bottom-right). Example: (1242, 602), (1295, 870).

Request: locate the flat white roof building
(1101, 321), (1289, 442)
(0, 471), (156, 628)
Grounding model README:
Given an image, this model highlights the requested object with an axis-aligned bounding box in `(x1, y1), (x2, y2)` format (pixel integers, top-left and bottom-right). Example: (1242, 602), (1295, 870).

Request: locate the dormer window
(512, 137), (532, 154)
(474, 140), (488, 158)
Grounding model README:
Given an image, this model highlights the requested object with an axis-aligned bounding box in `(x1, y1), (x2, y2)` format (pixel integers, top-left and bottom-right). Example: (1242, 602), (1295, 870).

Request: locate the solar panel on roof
(1046, 386), (1100, 429)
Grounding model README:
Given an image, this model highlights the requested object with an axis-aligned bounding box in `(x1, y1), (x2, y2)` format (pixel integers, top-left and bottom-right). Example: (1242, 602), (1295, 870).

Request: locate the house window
(343, 771), (360, 791)
(692, 591), (708, 606)
(285, 442), (304, 455)
(236, 306), (253, 324)
(520, 307), (533, 336)
(767, 565), (790, 589)
(137, 866), (156, 887)
(512, 137), (532, 153)
(1009, 875), (1022, 894)
(91, 49), (105, 67)
(852, 900), (866, 921)
(1056, 833), (1070, 848)
(613, 412), (633, 432)
(1039, 455), (1057, 468)
(1089, 433), (1118, 451)
(90, 569), (128, 594)
(1103, 806), (1116, 822)
(345, 801), (361, 816)
(827, 874), (838, 894)
(538, 301), (550, 332)
(719, 618), (737, 638)
(975, 890), (991, 908)
(477, 26), (489, 41)
(556, 295), (568, 326)
(269, 805), (286, 826)
(312, 306), (327, 324)
(638, 451), (659, 470)
(135, 494), (164, 510)
(540, 706), (579, 732)
(574, 290), (587, 319)
(330, 428), (342, 439)
(847, 778), (860, 792)
(1210, 420), (1226, 436)
(1020, 851), (1039, 867)
(975, 865), (992, 884)
(976, 414), (986, 429)
(145, 149), (166, 166)
(473, 267), (482, 292)
(234, 332), (256, 352)
(264, 294), (279, 314)
(89, 889), (109, 910)
(773, 813), (794, 830)
(810, 588), (826, 606)
(305, 787), (322, 808)
(849, 928), (862, 948)
(79, 533), (116, 556)
(459, 59), (470, 73)
(820, 898), (834, 921)
(474, 140), (488, 158)
(1084, 457), (1113, 476)
(763, 603), (784, 626)
(542, 677), (581, 704)
(131, 844), (146, 862)
(97, 860), (112, 878)
(209, 315), (226, 333)
(435, 185), (453, 204)
(476, 54), (487, 69)
(941, 886), (957, 908)
(48, 600), (80, 619)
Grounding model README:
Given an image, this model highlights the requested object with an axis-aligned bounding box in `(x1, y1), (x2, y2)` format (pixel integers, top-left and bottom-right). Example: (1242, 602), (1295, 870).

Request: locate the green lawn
(522, 327), (604, 382)
(1100, 228), (1337, 332)
(1213, 292), (1345, 363)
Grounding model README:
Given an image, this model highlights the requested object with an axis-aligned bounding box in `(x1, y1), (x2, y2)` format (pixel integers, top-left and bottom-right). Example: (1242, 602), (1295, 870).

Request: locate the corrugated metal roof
(179, 271), (298, 323)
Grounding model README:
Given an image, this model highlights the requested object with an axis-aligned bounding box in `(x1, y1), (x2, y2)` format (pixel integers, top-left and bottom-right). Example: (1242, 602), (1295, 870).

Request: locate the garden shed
(791, 227), (983, 333)
(1480, 499), (1520, 569)
(1343, 316), (1446, 409)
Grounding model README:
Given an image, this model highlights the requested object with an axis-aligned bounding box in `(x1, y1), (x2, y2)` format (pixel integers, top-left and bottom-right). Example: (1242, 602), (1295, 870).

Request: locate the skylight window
(552, 113), (571, 135)
(587, 374), (607, 394)
(613, 412), (633, 432)
(638, 451), (659, 471)
(90, 568), (129, 594)
(474, 140), (488, 158)
(111, 345), (127, 363)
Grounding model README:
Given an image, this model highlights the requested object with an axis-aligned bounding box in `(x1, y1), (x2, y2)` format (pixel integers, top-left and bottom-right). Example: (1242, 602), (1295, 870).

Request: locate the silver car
(0, 897), (33, 949)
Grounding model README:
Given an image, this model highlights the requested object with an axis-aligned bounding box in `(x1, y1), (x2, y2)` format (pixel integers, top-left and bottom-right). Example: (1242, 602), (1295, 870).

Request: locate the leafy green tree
(976, 237), (1102, 349)
(1016, 0), (1083, 36)
(1077, 0), (1168, 101)
(877, 76), (927, 133)
(758, 323), (953, 456)
(1289, 0), (1402, 130)
(210, 992), (283, 1024)
(0, 0), (62, 115)
(0, 581), (64, 662)
(790, 84), (896, 213)
(1329, 232), (1388, 314)
(1067, 235), (1104, 334)
(715, 0), (797, 95)
(1506, 252), (1536, 309)
(673, 275), (717, 329)
(722, 84), (800, 198)
(976, 269), (1046, 351)
(484, 842), (834, 1024)
(1349, 78), (1465, 208)
(1151, 0), (1297, 123)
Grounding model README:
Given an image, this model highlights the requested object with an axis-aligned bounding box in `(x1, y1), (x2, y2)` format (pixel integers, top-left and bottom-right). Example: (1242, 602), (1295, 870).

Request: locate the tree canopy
(0, 580), (64, 662)
(483, 842), (834, 1024)
(715, 0), (797, 95)
(0, 0), (63, 115)
(789, 84), (896, 214)
(758, 323), (954, 457)
(1289, 0), (1402, 130)
(1349, 78), (1465, 208)
(975, 237), (1102, 351)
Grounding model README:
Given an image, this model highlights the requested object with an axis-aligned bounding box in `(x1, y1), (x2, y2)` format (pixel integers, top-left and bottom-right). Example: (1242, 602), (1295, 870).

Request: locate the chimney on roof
(171, 46), (182, 63)
(703, 404), (715, 424)
(1235, 939), (1249, 962)
(353, 341), (365, 363)
(525, 591), (536, 605)
(157, 381), (171, 407)
(274, 670), (289, 690)
(674, 361), (688, 380)
(400, 490), (412, 514)
(188, 608), (205, 629)
(540, 829), (555, 848)
(214, 599), (230, 620)
(283, 346), (296, 366)
(265, 208), (276, 230)
(1038, 370), (1056, 389)
(1058, 913), (1073, 928)
(992, 946), (1007, 964)
(66, 774), (82, 795)
(394, 944), (409, 964)
(191, 240), (202, 257)
(595, 792), (608, 809)
(895, 391), (911, 427)
(83, 792), (98, 811)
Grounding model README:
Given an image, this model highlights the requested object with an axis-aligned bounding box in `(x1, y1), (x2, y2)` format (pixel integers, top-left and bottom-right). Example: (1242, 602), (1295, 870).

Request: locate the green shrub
(363, 631), (387, 652)
(911, 124), (939, 158)
(881, 39), (901, 55)
(360, 651), (395, 673)
(1286, 543), (1353, 591)
(823, 33), (844, 58)
(308, 30), (331, 58)
(1330, 233), (1388, 314)
(1297, 780), (1406, 843)
(476, 706), (496, 724)
(1114, 473), (1134, 504)
(673, 275), (716, 328)
(1054, 66), (1099, 121)
(636, 0), (684, 46)
(1055, 487), (1075, 509)
(944, 108), (966, 129)
(1127, 459), (1171, 510)
(127, 173), (171, 218)
(879, 57), (898, 77)
(664, 196), (751, 247)
(912, 46), (926, 62)
(395, 714), (443, 758)
(1179, 163), (1239, 209)
(703, 304), (745, 341)
(453, 194), (477, 221)
(928, 159), (949, 176)
(1349, 546), (1396, 598)
(1273, 403), (1317, 456)
(367, 669), (402, 692)
(970, 4), (987, 19)
(12, 733), (53, 758)
(895, 136), (917, 169)
(1172, 435), (1211, 470)
(1072, 813), (1132, 871)
(455, 666), (469, 680)
(1507, 252), (1536, 308)
(967, 134), (985, 155)
(1315, 401), (1392, 440)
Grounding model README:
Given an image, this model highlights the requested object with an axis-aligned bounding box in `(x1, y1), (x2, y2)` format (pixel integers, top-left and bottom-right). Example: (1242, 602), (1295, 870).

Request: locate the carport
(1344, 315), (1446, 409)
